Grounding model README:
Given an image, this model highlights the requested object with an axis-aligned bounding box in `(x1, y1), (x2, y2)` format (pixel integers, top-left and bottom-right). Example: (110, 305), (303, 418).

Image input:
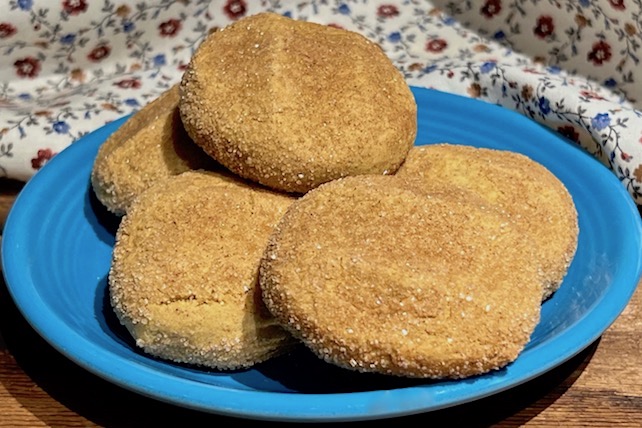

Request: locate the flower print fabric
(1, 0), (642, 206)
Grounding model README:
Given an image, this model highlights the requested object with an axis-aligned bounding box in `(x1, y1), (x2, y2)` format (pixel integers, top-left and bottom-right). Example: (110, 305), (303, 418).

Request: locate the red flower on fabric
(377, 5), (400, 18)
(159, 18), (182, 37)
(88, 44), (111, 62)
(223, 0), (247, 20)
(580, 90), (606, 100)
(327, 23), (344, 29)
(609, 0), (625, 10)
(481, 0), (502, 18)
(62, 0), (88, 15)
(426, 38), (448, 53)
(587, 40), (612, 65)
(31, 148), (56, 170)
(557, 125), (580, 143)
(0, 22), (17, 38)
(14, 57), (41, 78)
(534, 15), (554, 39)
(114, 78), (142, 89)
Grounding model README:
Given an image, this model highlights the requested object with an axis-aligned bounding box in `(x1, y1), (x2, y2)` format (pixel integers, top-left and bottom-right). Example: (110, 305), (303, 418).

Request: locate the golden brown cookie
(179, 12), (417, 194)
(259, 175), (542, 379)
(395, 143), (579, 300)
(91, 84), (216, 216)
(109, 170), (297, 369)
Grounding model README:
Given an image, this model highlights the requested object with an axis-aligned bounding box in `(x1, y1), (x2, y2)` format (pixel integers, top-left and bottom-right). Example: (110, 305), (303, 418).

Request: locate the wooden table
(1, 177), (641, 427)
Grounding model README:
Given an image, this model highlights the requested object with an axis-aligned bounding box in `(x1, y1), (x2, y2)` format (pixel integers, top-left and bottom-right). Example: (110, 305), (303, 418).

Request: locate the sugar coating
(91, 85), (217, 216)
(179, 12), (417, 194)
(259, 175), (543, 379)
(109, 170), (297, 369)
(395, 144), (579, 300)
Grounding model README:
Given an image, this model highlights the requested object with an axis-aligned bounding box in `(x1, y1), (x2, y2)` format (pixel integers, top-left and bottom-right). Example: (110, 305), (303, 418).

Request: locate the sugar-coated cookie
(396, 144), (578, 300)
(109, 170), (297, 369)
(260, 175), (542, 379)
(91, 85), (215, 216)
(179, 12), (416, 194)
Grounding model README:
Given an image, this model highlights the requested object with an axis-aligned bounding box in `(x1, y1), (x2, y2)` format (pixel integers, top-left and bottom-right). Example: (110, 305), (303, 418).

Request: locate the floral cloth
(1, 0), (642, 206)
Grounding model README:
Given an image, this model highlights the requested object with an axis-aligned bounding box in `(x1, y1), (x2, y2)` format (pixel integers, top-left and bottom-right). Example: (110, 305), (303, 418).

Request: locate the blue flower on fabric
(123, 21), (135, 33)
(591, 113), (611, 131)
(52, 121), (70, 134)
(388, 31), (401, 43)
(282, 11), (292, 18)
(424, 64), (438, 74)
(152, 54), (166, 67)
(546, 65), (561, 74)
(17, 0), (32, 10)
(538, 97), (551, 115)
(480, 61), (496, 73)
(18, 93), (31, 100)
(493, 30), (505, 40)
(604, 78), (617, 88)
(124, 98), (139, 107)
(338, 4), (350, 14)
(442, 16), (455, 26)
(60, 33), (76, 45)
(579, 0), (590, 6)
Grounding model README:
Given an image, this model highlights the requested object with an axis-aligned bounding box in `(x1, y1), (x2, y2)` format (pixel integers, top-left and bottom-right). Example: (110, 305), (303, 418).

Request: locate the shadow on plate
(95, 275), (432, 393)
(84, 180), (120, 244)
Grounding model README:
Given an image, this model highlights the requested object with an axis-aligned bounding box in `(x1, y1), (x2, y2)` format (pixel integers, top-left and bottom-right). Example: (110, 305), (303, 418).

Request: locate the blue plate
(3, 87), (642, 422)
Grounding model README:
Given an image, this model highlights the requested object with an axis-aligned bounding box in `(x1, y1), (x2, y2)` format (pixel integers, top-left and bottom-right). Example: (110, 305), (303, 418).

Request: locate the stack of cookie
(92, 13), (578, 379)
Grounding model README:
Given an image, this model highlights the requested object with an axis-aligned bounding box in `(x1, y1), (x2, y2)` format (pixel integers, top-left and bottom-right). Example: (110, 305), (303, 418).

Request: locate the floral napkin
(1, 0), (641, 206)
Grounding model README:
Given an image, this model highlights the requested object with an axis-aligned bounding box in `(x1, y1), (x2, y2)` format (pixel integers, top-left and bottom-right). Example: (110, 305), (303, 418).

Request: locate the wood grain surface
(1, 177), (640, 427)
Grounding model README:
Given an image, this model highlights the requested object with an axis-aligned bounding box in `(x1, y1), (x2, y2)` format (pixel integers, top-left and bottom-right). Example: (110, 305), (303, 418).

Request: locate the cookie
(259, 175), (543, 379)
(91, 84), (216, 216)
(179, 12), (417, 194)
(395, 143), (579, 300)
(109, 170), (297, 369)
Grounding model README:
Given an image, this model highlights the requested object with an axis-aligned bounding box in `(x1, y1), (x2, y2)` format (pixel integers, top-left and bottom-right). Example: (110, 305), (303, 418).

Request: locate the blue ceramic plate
(3, 87), (642, 422)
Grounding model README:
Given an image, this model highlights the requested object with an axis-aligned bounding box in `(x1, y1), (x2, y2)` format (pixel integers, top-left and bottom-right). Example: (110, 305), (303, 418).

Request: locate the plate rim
(2, 87), (642, 422)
